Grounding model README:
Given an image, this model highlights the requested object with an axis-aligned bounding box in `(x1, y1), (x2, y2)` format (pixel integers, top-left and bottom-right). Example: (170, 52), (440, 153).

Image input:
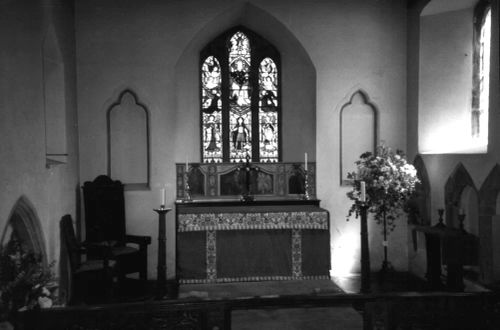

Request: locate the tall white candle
(304, 152), (308, 171)
(160, 188), (166, 207)
(185, 157), (189, 172)
(360, 181), (366, 202)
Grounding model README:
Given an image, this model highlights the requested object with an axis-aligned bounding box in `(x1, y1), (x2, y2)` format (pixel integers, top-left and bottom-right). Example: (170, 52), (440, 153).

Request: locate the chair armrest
(125, 235), (152, 246)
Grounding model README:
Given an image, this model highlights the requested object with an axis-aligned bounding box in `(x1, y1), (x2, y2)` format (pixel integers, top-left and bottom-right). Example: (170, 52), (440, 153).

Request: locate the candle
(185, 157), (189, 172)
(360, 181), (366, 202)
(160, 188), (166, 207)
(304, 152), (308, 172)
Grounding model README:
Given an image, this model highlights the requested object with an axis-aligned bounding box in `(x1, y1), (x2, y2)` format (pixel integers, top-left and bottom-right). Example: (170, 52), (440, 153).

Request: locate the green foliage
(0, 236), (56, 321)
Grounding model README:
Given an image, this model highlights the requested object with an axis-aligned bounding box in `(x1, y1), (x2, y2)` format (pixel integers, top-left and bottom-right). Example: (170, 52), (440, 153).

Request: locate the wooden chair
(60, 215), (116, 304)
(82, 175), (151, 283)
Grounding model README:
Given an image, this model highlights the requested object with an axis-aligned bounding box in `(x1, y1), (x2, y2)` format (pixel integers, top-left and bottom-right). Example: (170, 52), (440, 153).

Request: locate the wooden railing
(13, 291), (500, 330)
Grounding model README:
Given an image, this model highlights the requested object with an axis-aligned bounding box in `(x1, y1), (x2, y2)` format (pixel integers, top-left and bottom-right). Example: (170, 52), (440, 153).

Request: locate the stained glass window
(229, 32), (252, 162)
(259, 58), (279, 162)
(201, 56), (223, 162)
(200, 27), (281, 163)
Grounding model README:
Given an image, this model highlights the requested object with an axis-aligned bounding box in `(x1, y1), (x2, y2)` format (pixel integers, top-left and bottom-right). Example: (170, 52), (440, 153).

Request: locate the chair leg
(104, 269), (115, 302)
(140, 251), (148, 282)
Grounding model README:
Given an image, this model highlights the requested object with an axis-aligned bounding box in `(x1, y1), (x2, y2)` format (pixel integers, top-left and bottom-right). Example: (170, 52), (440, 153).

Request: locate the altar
(176, 199), (330, 283)
(175, 161), (330, 283)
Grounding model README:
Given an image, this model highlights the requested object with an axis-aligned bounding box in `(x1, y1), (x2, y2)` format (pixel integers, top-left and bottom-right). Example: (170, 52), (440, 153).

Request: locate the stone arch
(444, 163), (478, 228)
(339, 89), (378, 184)
(174, 2), (316, 161)
(0, 196), (47, 265)
(410, 155), (431, 225)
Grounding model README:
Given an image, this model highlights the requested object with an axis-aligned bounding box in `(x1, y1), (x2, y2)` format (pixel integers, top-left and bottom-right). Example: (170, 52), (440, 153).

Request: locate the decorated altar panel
(176, 201), (330, 283)
(176, 162), (315, 200)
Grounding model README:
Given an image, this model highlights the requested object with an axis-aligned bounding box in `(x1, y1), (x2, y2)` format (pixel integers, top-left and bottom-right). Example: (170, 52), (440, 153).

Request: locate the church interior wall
(0, 0), (79, 277)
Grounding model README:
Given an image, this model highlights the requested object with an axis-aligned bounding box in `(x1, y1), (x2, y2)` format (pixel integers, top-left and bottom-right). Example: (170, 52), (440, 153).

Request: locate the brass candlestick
(184, 168), (191, 202)
(458, 213), (466, 232)
(303, 170), (310, 200)
(436, 208), (445, 228)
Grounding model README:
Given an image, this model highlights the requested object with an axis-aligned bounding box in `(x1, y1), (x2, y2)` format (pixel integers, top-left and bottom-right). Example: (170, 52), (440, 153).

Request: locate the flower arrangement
(0, 236), (56, 323)
(346, 144), (420, 232)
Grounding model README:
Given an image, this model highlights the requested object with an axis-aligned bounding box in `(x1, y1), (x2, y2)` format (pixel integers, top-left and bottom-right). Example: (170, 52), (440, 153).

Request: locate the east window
(200, 27), (281, 163)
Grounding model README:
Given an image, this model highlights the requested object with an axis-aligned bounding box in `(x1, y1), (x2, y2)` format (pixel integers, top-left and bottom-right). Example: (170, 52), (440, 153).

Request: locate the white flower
(41, 286), (51, 296)
(37, 296), (53, 309)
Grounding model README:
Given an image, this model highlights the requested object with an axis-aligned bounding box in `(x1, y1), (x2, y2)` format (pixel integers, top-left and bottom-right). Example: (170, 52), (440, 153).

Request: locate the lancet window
(471, 1), (491, 140)
(200, 27), (281, 163)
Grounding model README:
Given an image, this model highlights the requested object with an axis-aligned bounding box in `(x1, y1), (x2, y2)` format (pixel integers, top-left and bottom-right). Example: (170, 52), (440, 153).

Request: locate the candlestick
(359, 204), (371, 293)
(153, 207), (172, 299)
(360, 181), (366, 202)
(304, 153), (308, 172)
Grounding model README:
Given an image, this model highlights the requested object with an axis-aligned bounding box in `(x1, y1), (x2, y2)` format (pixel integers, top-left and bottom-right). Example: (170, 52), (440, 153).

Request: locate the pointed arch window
(471, 1), (491, 141)
(200, 27), (281, 163)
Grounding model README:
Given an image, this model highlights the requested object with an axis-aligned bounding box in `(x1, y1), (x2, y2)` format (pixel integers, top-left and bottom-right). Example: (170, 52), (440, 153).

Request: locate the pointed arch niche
(107, 90), (150, 189)
(0, 196), (47, 265)
(479, 164), (500, 282)
(444, 163), (478, 229)
(174, 3), (316, 163)
(339, 90), (377, 184)
(444, 163), (481, 279)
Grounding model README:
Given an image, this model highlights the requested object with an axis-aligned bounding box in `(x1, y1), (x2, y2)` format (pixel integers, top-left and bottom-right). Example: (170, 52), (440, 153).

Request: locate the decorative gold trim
(206, 230), (217, 281)
(178, 211), (328, 232)
(291, 229), (302, 278)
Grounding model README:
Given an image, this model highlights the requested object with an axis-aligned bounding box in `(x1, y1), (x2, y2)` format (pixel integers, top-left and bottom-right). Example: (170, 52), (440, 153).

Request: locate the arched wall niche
(444, 163), (477, 228)
(0, 196), (47, 265)
(479, 164), (500, 216)
(107, 89), (150, 189)
(460, 186), (479, 235)
(478, 164), (500, 283)
(410, 155), (431, 225)
(174, 2), (316, 163)
(339, 89), (378, 185)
